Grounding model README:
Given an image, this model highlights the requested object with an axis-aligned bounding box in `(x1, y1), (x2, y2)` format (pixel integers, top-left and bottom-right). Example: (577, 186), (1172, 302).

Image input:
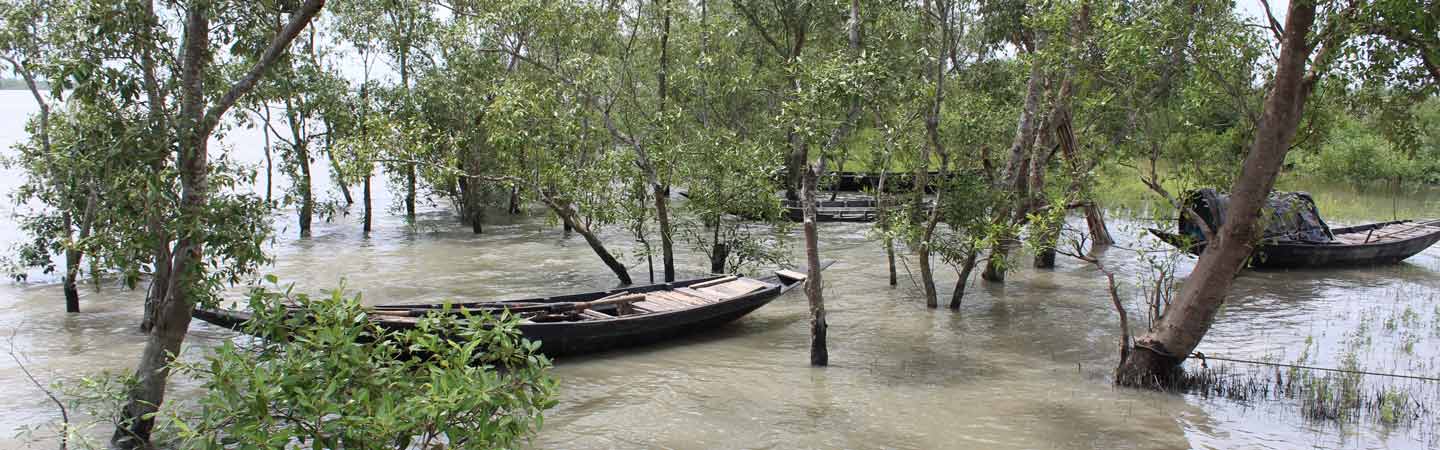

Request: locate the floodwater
(2, 90), (1439, 449)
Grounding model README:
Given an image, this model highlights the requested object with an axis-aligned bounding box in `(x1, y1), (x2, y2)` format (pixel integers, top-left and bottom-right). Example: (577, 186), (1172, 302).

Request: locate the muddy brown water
(2, 91), (1439, 449)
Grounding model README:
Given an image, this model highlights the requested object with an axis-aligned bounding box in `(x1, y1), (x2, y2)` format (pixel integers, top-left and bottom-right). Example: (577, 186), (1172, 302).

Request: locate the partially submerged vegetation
(0, 0), (1436, 446)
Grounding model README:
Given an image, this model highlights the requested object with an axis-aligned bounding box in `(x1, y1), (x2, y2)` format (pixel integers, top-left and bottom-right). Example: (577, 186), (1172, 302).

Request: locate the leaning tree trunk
(949, 250), (979, 309)
(542, 196), (632, 286)
(1116, 0), (1323, 387)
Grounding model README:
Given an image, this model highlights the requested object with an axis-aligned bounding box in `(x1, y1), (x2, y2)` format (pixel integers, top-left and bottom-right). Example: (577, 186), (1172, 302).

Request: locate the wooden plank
(691, 275), (739, 288)
(697, 284), (742, 298)
(652, 292), (705, 307)
(676, 287), (723, 302)
(775, 269), (807, 281)
(730, 278), (769, 291)
(580, 309), (613, 320)
(645, 296), (693, 309)
(632, 301), (674, 311)
(667, 290), (714, 304)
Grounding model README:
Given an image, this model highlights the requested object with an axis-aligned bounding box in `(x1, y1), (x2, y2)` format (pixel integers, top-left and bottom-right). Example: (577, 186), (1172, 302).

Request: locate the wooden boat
(820, 171), (947, 193)
(1150, 219), (1440, 268)
(782, 198), (880, 222)
(194, 268), (819, 357)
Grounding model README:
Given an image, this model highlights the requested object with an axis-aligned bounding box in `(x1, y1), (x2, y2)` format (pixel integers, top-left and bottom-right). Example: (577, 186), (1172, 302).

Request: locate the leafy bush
(167, 283), (559, 449)
(1292, 114), (1420, 184)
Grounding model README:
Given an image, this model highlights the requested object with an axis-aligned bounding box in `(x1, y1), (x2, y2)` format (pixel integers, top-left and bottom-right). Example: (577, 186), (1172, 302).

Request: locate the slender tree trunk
(325, 122), (353, 206)
(1116, 0), (1323, 387)
(541, 196), (632, 285)
(263, 107), (274, 204)
(62, 213), (80, 313)
(653, 185), (675, 282)
(877, 170), (897, 286)
(1030, 112), (1058, 269)
(949, 250), (978, 309)
(283, 95), (313, 238)
(508, 186), (521, 214)
(801, 164), (826, 366)
(918, 0), (947, 308)
(461, 135), (486, 234)
(299, 141), (313, 237)
(138, 0), (169, 334)
(114, 2), (322, 445)
(400, 51), (417, 221)
(363, 171), (373, 234)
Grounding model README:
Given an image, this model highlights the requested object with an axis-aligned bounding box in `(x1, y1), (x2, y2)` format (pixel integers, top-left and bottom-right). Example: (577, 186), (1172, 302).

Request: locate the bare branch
(1258, 0), (1286, 41)
(9, 329), (69, 450)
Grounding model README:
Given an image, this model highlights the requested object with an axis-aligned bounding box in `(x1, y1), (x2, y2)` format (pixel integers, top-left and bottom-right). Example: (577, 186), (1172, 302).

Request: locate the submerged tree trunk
(263, 106), (274, 204)
(541, 196), (632, 286)
(1116, 0), (1325, 387)
(363, 171), (373, 234)
(801, 164), (827, 366)
(62, 213), (80, 313)
(298, 142), (313, 237)
(653, 185), (675, 282)
(949, 250), (979, 309)
(325, 122), (353, 206)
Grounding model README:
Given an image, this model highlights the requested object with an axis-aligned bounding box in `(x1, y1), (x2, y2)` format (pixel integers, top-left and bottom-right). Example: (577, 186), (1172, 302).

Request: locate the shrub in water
(167, 283), (559, 449)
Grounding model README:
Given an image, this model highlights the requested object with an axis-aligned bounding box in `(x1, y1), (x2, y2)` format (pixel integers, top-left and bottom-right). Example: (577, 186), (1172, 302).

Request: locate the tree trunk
(62, 239), (80, 313)
(949, 250), (978, 309)
(115, 7), (214, 445)
(62, 189), (98, 313)
(138, 0), (169, 334)
(1115, 0), (1322, 387)
(653, 184), (675, 282)
(508, 186), (521, 214)
(918, 0), (947, 308)
(1084, 203), (1114, 246)
(298, 141), (313, 237)
(325, 120), (353, 206)
(460, 138), (485, 234)
(710, 242), (728, 273)
(115, 2), (322, 444)
(542, 196), (632, 285)
(983, 57), (1046, 283)
(263, 107), (274, 204)
(801, 164), (827, 367)
(363, 171), (373, 234)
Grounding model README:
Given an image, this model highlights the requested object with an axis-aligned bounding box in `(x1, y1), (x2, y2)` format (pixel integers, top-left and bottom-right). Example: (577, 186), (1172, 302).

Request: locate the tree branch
(1258, 0), (1286, 41)
(201, 0), (326, 137)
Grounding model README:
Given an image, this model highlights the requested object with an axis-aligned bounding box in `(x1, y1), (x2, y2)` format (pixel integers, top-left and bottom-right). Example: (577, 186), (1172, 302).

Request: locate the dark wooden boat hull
(1148, 220), (1440, 268)
(782, 199), (879, 222)
(195, 272), (809, 357)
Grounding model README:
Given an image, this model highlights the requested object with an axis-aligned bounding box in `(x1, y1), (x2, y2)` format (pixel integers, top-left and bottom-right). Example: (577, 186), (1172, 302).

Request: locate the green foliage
(1292, 113), (1421, 184)
(167, 284), (559, 449)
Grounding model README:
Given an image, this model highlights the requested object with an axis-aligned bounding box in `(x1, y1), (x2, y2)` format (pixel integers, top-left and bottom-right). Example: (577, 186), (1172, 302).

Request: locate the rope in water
(1189, 352), (1440, 382)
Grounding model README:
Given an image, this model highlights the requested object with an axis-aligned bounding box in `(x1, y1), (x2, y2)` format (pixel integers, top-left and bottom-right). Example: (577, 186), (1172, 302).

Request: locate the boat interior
(1332, 220), (1440, 245)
